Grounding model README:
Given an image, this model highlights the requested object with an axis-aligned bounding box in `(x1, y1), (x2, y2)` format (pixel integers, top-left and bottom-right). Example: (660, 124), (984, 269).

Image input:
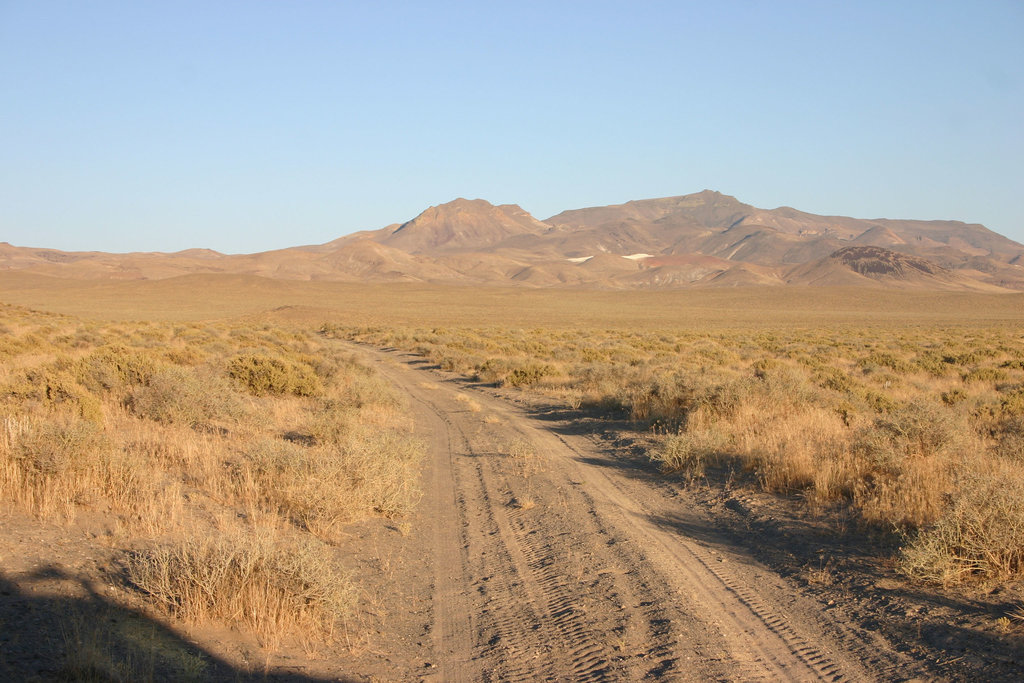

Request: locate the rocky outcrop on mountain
(785, 246), (1006, 291)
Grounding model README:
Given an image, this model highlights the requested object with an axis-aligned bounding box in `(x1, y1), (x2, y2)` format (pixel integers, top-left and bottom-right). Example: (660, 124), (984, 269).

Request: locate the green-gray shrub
(227, 354), (322, 397)
(77, 345), (161, 393)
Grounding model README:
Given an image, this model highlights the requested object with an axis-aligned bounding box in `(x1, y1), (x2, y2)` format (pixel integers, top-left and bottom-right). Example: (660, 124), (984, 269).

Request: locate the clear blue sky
(2, 1), (1022, 253)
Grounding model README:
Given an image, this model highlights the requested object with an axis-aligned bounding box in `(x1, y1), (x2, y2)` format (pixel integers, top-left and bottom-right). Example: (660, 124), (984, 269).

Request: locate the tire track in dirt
(397, 381), (478, 682)
(537, 426), (844, 681)
(471, 454), (611, 682)
(428, 407), (627, 681)
(483, 419), (828, 681)
(358, 353), (600, 680)
(535, 427), (917, 682)
(454, 435), (559, 682)
(350, 343), (919, 681)
(519, 407), (915, 682)
(359, 348), (688, 680)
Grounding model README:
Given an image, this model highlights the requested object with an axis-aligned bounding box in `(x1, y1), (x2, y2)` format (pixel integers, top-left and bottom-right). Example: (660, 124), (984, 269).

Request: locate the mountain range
(4, 190), (1023, 291)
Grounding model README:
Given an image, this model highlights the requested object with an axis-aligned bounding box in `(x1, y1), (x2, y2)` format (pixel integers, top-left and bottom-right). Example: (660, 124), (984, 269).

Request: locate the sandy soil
(2, 341), (1022, 681)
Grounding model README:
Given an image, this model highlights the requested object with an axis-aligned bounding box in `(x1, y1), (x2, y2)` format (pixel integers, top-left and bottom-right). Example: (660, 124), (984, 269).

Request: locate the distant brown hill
(3, 191), (1022, 291)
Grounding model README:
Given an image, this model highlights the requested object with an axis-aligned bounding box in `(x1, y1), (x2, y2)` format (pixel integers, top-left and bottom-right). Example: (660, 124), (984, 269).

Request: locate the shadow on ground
(0, 567), (355, 682)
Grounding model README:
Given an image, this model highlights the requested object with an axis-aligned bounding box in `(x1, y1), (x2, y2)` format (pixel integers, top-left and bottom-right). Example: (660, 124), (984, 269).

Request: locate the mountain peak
(436, 197), (493, 210)
(383, 198), (548, 253)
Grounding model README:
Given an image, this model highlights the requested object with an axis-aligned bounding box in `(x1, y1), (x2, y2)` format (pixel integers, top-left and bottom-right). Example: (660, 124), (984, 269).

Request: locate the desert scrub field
(339, 322), (1024, 587)
(0, 303), (423, 663)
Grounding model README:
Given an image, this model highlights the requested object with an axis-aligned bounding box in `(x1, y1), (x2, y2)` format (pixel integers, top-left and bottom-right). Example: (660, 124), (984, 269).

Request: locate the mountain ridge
(3, 192), (1022, 291)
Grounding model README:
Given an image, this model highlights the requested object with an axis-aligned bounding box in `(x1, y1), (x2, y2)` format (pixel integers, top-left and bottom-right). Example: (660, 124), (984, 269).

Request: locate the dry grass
(0, 303), (424, 666)
(651, 429), (727, 481)
(503, 437), (541, 508)
(232, 428), (423, 542)
(900, 465), (1024, 585)
(128, 530), (354, 648)
(455, 393), (482, 412)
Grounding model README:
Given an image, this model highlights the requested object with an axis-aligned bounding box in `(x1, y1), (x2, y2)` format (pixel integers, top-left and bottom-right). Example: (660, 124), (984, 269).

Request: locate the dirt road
(347, 343), (923, 681)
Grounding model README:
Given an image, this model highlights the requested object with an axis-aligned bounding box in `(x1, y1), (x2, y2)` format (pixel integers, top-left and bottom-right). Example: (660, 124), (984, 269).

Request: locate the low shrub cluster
(129, 531), (354, 646)
(227, 353), (322, 397)
(127, 366), (243, 427)
(901, 468), (1024, 585)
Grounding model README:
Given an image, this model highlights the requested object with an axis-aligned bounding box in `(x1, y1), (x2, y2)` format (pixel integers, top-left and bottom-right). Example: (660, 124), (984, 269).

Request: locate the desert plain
(2, 192), (1024, 681)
